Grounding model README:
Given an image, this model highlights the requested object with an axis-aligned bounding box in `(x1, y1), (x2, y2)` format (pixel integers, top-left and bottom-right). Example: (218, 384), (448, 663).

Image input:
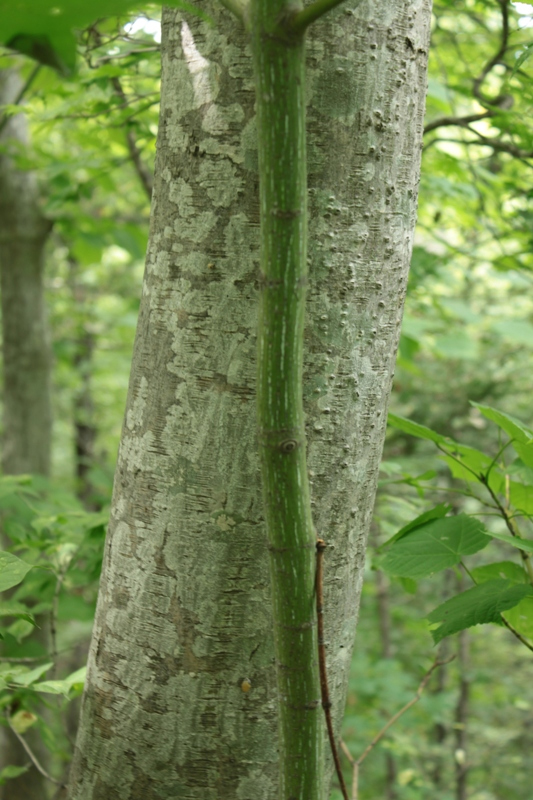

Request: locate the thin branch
(340, 657), (454, 799)
(44, 95), (159, 122)
(485, 439), (513, 486)
(478, 471), (533, 583)
(6, 713), (66, 788)
(423, 133), (533, 159)
(89, 26), (153, 200)
(424, 111), (493, 134)
(316, 539), (349, 800)
(472, 0), (510, 105)
(0, 656), (49, 664)
(436, 444), (483, 483)
(109, 76), (153, 199)
(466, 131), (533, 160)
(95, 47), (160, 65)
(290, 0), (360, 34)
(501, 616), (533, 652)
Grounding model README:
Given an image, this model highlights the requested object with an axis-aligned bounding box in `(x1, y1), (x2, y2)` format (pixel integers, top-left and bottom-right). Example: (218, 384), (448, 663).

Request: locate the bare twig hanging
(316, 538), (350, 800)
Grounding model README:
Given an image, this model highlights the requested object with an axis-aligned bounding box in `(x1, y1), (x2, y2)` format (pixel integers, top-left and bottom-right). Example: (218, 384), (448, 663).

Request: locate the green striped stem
(250, 2), (322, 798)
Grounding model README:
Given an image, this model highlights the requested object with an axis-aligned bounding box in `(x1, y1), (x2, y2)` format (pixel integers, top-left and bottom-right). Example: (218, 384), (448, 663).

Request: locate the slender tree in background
(67, 1), (432, 796)
(0, 67), (53, 800)
(0, 68), (52, 477)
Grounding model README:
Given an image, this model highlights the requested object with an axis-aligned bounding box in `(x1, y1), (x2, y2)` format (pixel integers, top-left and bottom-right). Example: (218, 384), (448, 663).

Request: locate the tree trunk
(68, 2), (432, 797)
(0, 69), (52, 478)
(0, 68), (53, 800)
(455, 628), (469, 800)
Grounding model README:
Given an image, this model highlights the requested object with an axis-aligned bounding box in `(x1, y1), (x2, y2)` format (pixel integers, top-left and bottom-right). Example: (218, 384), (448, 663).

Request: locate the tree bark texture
(0, 69), (53, 800)
(0, 69), (52, 477)
(68, 2), (432, 798)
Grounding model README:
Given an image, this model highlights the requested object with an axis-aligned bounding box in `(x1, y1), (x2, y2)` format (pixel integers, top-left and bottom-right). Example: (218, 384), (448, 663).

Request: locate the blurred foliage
(0, 0), (532, 797)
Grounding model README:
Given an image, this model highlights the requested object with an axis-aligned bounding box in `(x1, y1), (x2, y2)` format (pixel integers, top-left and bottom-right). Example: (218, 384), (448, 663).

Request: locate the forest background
(0, 1), (533, 799)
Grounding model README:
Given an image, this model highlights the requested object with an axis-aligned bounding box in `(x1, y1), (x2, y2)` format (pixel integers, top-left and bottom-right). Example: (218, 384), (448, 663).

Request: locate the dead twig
(316, 538), (350, 800)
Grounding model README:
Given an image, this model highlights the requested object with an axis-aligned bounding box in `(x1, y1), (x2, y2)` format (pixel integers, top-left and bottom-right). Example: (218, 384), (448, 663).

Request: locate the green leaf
(0, 765), (30, 785)
(427, 580), (533, 643)
(513, 443), (533, 470)
(0, 601), (35, 626)
(504, 596), (533, 640)
(509, 482), (533, 516)
(471, 561), (528, 585)
(9, 709), (38, 733)
(0, 0), (209, 73)
(0, 552), (32, 592)
(388, 414), (491, 478)
(388, 414), (449, 445)
(491, 319), (533, 347)
(487, 530), (533, 553)
(381, 515), (491, 579)
(471, 403), (533, 445)
(381, 504), (451, 548)
(399, 577), (418, 595)
(511, 42), (533, 77)
(34, 665), (86, 697)
(507, 459), (533, 485)
(11, 662), (53, 686)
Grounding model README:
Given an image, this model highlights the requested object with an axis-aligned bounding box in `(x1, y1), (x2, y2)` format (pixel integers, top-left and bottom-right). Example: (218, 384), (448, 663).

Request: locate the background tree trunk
(0, 68), (53, 800)
(68, 2), (432, 797)
(0, 69), (52, 478)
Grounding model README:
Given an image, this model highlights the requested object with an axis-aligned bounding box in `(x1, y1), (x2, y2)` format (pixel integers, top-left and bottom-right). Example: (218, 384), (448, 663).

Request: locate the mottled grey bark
(0, 69), (52, 477)
(68, 2), (431, 798)
(0, 69), (52, 800)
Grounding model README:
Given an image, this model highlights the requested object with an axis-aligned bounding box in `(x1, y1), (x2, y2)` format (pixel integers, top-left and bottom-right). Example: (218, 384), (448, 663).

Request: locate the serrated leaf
(471, 561), (528, 584)
(427, 580), (533, 643)
(487, 530), (533, 553)
(388, 413), (449, 445)
(381, 504), (451, 548)
(381, 515), (491, 579)
(0, 552), (32, 592)
(11, 662), (53, 686)
(34, 665), (86, 697)
(388, 414), (492, 478)
(472, 403), (533, 444)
